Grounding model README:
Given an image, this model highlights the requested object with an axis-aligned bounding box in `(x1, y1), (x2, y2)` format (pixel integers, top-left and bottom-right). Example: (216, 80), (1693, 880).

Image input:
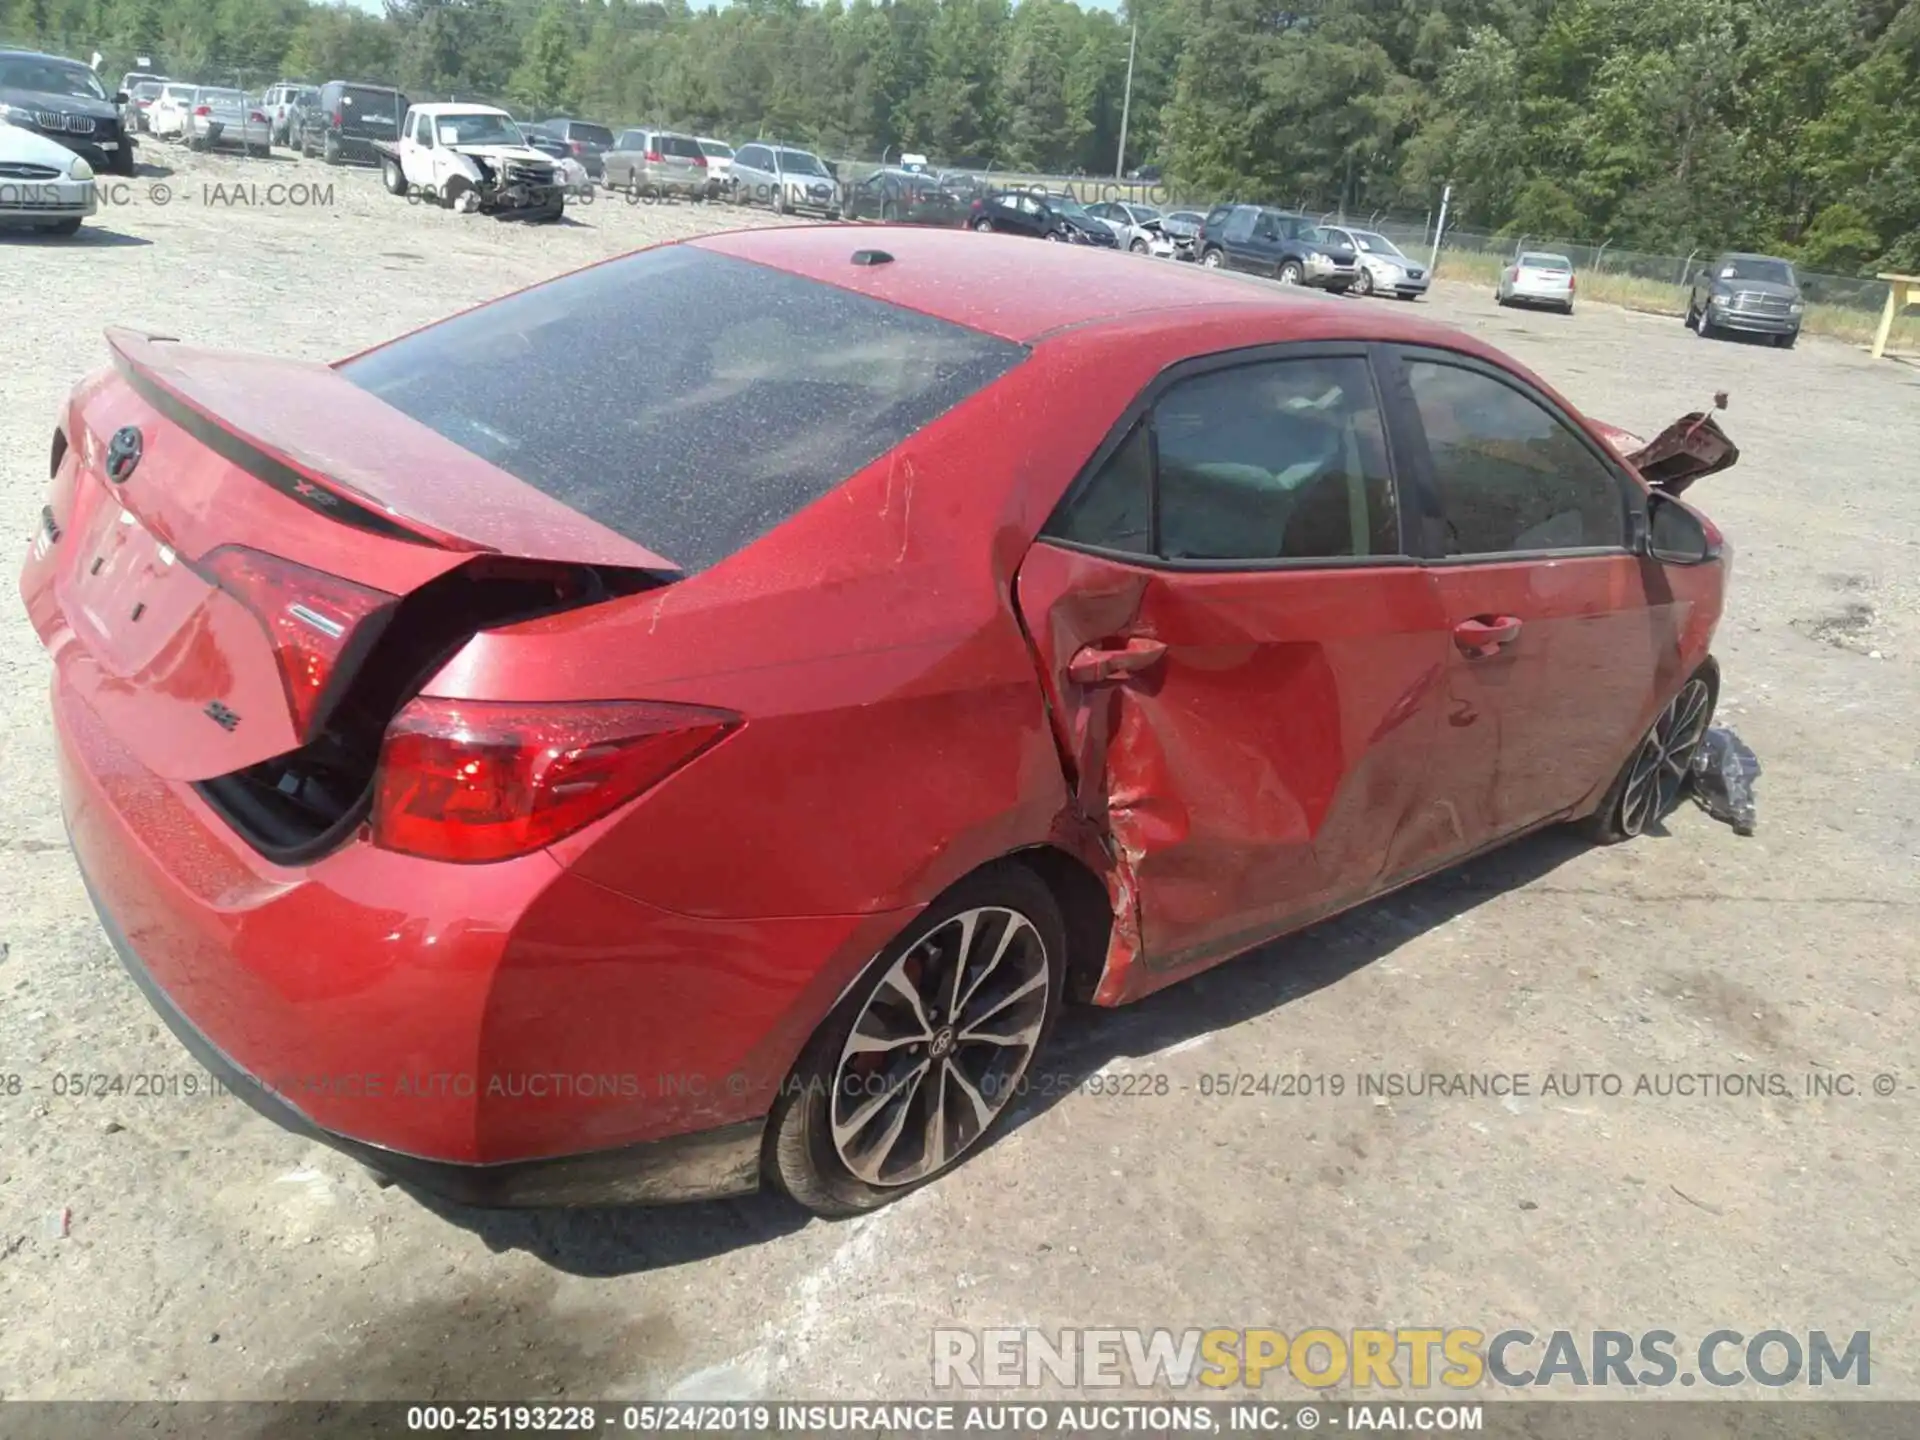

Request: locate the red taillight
(569, 140), (585, 154)
(249, 111), (267, 123)
(644, 149), (662, 162)
(1569, 274), (1577, 291)
(194, 105), (211, 116)
(201, 545), (395, 739)
(692, 153), (707, 167)
(331, 109), (343, 126)
(371, 698), (737, 863)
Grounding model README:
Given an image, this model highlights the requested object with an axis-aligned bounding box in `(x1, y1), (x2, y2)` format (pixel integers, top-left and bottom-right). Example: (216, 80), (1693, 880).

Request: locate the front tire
(1129, 237), (1148, 254)
(1277, 259), (1304, 285)
(767, 863), (1066, 1217)
(41, 216), (83, 236)
(1201, 246), (1223, 268)
(1580, 665), (1717, 844)
(972, 217), (993, 233)
(382, 158), (406, 195)
(1353, 267), (1374, 297)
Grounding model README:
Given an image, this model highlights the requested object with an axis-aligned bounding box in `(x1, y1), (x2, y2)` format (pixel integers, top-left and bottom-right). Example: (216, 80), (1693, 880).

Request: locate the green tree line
(6, 0), (1917, 271)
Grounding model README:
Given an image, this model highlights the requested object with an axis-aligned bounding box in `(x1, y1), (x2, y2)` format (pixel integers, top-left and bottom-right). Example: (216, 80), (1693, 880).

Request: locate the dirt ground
(1, 140), (1916, 1405)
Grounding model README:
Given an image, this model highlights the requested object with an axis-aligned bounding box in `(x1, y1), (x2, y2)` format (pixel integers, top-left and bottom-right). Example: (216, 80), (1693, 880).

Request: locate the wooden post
(1872, 274), (1916, 360)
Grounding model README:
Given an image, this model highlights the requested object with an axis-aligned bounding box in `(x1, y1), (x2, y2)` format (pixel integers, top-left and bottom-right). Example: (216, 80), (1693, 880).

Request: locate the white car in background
(696, 136), (733, 190)
(1497, 250), (1577, 313)
(146, 82), (195, 139)
(1321, 224), (1431, 299)
(184, 87), (270, 156)
(1085, 199), (1167, 254)
(0, 117), (97, 236)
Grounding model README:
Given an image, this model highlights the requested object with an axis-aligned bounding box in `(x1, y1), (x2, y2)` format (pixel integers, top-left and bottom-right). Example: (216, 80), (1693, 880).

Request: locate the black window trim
(1039, 340), (1419, 574)
(1379, 342), (1648, 565)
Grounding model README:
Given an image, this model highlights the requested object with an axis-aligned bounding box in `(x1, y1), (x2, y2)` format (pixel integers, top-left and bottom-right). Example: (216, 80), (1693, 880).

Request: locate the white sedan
(0, 118), (97, 236)
(147, 82), (195, 139)
(184, 88), (271, 156)
(1496, 251), (1578, 313)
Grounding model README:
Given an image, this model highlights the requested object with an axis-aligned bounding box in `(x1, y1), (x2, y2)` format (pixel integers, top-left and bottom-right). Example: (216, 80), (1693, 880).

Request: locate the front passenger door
(1380, 346), (1669, 874)
(1014, 349), (1451, 986)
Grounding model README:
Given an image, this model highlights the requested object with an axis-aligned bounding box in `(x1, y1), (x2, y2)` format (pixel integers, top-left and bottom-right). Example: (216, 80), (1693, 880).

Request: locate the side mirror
(1645, 491), (1714, 565)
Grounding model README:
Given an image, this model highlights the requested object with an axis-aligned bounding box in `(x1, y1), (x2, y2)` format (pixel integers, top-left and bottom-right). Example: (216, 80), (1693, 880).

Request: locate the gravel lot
(2, 141), (1917, 1405)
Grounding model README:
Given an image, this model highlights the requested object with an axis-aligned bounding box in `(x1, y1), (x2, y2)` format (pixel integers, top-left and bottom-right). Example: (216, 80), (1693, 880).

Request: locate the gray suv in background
(1688, 253), (1805, 347)
(604, 128), (713, 197)
(729, 141), (841, 216)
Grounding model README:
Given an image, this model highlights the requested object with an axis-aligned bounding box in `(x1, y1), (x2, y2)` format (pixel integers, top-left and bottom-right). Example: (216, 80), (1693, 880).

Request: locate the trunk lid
(31, 329), (674, 784)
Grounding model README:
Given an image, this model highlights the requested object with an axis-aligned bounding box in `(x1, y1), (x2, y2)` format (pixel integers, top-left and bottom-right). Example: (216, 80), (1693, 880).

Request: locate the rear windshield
(659, 134), (704, 158)
(699, 139), (733, 158)
(341, 246), (1026, 573)
(571, 123), (615, 148)
(339, 86), (403, 118)
(777, 148), (828, 176)
(1521, 253), (1572, 270)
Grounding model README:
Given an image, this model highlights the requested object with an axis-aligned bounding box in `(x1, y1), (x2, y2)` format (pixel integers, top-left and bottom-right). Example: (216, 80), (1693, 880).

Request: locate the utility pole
(1428, 182), (1452, 272)
(1114, 12), (1138, 180)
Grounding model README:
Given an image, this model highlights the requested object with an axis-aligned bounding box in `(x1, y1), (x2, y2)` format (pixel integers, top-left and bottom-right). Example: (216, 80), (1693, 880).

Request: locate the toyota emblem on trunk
(105, 426), (143, 483)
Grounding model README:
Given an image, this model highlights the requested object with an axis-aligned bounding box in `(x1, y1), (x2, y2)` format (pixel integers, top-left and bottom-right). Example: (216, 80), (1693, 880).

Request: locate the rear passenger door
(1377, 345), (1668, 874)
(1015, 347), (1452, 982)
(1219, 206), (1258, 270)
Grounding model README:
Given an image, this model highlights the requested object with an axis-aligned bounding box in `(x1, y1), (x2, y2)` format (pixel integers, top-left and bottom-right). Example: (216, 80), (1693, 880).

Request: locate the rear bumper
(41, 666), (911, 1203)
(76, 850), (763, 1207)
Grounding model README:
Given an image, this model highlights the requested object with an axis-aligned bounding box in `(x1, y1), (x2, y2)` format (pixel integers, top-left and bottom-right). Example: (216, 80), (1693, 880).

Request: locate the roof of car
(411, 102), (510, 117)
(690, 225), (1505, 350)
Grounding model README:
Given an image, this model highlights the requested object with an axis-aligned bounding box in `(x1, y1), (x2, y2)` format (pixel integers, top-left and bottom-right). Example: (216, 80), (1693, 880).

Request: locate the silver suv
(729, 141), (841, 216)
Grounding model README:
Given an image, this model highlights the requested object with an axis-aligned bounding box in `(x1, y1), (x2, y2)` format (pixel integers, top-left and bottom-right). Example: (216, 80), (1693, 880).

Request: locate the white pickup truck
(372, 102), (567, 220)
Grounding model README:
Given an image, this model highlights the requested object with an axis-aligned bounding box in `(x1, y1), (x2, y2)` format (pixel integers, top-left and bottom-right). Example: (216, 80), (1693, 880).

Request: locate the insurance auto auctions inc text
(933, 1328), (1870, 1391)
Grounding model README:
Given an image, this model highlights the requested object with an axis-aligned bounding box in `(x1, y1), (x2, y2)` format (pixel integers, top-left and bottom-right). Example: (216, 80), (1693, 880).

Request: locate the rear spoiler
(1604, 391), (1740, 497)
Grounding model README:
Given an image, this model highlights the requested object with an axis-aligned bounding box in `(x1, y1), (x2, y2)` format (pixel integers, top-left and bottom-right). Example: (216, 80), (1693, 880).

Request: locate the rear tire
(972, 218), (993, 233)
(767, 863), (1067, 1218)
(381, 158), (405, 195)
(42, 216), (83, 236)
(1579, 663), (1718, 844)
(323, 132), (341, 166)
(1201, 247), (1222, 268)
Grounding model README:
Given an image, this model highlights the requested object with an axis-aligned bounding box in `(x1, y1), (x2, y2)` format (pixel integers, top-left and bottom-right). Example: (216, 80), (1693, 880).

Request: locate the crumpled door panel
(1015, 542), (1450, 1003)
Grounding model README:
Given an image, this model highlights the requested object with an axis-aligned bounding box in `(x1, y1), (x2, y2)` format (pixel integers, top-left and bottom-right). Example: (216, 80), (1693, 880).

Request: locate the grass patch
(1430, 248), (1920, 352)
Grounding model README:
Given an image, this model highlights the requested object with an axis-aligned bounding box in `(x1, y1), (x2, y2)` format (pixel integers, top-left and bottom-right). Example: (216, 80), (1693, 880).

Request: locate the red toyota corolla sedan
(23, 226), (1735, 1215)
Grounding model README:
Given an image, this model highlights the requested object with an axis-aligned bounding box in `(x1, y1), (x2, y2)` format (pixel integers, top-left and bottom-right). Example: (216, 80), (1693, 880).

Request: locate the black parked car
(0, 48), (135, 175)
(841, 167), (969, 225)
(966, 188), (1118, 246)
(1687, 252), (1805, 348)
(1197, 204), (1360, 291)
(295, 80), (408, 165)
(526, 117), (614, 179)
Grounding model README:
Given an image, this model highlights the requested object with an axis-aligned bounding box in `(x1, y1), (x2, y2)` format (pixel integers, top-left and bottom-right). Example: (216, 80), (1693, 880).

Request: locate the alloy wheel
(1618, 678), (1714, 837)
(830, 906), (1051, 1188)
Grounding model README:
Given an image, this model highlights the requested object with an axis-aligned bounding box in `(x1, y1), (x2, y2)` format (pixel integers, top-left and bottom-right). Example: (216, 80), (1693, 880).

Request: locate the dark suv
(1197, 205), (1360, 291)
(296, 80), (408, 164)
(1687, 253), (1804, 348)
(527, 118), (615, 179)
(0, 48), (135, 175)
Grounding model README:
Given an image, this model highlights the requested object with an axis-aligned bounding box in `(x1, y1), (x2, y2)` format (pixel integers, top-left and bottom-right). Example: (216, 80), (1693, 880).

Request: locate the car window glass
(1155, 357), (1398, 562)
(1223, 208), (1256, 243)
(1403, 359), (1626, 555)
(1044, 423), (1152, 555)
(343, 246), (1026, 575)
